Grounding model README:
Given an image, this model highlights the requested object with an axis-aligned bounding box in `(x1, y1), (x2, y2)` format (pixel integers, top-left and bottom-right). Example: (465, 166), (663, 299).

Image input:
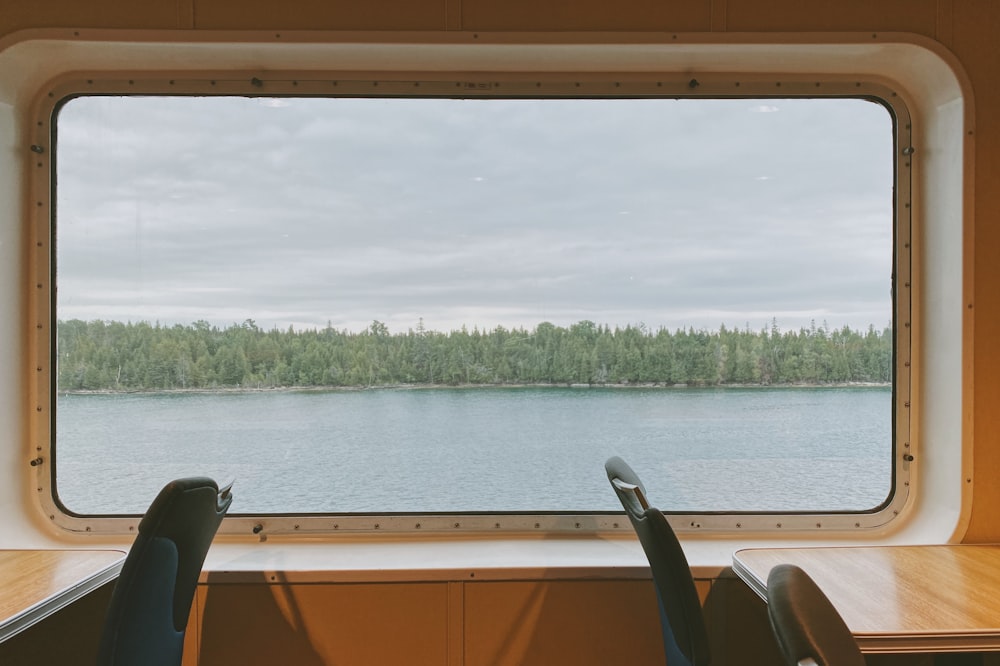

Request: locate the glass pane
(54, 95), (894, 515)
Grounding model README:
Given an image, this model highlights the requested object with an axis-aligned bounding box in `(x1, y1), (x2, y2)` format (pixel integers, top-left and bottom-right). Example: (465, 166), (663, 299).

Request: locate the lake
(54, 385), (892, 515)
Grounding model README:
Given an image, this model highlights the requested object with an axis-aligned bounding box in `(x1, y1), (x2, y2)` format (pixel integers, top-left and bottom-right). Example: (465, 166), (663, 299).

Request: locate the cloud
(55, 95), (895, 334)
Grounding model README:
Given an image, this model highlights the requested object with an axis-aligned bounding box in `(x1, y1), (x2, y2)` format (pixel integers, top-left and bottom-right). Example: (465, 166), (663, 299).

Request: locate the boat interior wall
(0, 29), (972, 545)
(0, 2), (998, 664)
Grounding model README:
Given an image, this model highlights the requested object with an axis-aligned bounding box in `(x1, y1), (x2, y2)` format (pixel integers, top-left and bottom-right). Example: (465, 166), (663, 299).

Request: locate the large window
(47, 78), (909, 531)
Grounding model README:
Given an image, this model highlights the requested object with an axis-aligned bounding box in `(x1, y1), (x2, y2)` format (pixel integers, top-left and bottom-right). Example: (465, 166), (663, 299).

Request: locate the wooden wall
(1, 574), (978, 665)
(1, 0), (996, 538)
(1, 1), (999, 664)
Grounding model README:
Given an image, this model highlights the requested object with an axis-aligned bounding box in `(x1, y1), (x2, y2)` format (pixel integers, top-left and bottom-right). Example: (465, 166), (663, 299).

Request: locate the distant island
(57, 318), (892, 392)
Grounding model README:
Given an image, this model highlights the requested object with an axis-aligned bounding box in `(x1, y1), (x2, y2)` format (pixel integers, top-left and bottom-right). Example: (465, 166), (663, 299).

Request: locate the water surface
(55, 386), (892, 515)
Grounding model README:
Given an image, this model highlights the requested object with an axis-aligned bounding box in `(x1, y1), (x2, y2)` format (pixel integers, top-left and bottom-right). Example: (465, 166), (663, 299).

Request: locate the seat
(605, 456), (710, 666)
(97, 477), (233, 666)
(766, 563), (865, 666)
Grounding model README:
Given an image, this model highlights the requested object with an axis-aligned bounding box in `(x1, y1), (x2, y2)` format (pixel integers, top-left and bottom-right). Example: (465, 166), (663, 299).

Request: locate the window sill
(195, 531), (925, 584)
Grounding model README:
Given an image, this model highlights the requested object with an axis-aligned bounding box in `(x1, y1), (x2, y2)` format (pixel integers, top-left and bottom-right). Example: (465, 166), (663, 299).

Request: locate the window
(44, 76), (910, 532)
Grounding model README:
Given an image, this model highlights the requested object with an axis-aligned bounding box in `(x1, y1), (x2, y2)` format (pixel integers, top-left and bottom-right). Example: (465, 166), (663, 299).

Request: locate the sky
(54, 94), (895, 336)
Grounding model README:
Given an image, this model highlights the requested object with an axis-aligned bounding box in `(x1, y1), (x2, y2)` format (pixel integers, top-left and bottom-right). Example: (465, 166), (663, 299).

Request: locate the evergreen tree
(55, 318), (895, 392)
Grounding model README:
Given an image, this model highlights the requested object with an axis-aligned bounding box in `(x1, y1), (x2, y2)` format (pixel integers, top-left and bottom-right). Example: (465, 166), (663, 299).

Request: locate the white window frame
(8, 32), (967, 541)
(39, 74), (911, 536)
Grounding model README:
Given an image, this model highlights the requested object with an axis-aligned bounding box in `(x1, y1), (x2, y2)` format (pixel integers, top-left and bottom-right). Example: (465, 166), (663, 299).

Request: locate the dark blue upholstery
(766, 564), (865, 666)
(605, 456), (710, 666)
(97, 477), (232, 666)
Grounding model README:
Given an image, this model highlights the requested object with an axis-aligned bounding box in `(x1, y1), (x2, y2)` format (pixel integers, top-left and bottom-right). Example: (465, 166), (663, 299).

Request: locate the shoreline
(58, 381), (891, 396)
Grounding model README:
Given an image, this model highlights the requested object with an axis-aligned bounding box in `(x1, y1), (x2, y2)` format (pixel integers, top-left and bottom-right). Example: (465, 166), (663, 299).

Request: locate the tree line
(56, 318), (893, 392)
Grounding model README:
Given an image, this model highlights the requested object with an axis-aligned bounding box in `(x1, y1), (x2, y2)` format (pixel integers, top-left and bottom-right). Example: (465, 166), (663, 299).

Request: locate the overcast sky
(54, 94), (894, 335)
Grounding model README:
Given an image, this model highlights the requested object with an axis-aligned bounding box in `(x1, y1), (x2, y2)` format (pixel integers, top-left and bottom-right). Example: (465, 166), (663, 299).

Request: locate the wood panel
(460, 0), (711, 32)
(951, 0), (1000, 545)
(704, 576), (785, 666)
(0, 572), (930, 666)
(192, 581), (450, 666)
(725, 0), (938, 35)
(0, 0), (185, 35)
(192, 0), (449, 31)
(463, 579), (666, 665)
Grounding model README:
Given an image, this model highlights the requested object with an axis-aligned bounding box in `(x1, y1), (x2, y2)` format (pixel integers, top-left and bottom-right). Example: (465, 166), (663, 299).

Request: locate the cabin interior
(1, 0), (999, 664)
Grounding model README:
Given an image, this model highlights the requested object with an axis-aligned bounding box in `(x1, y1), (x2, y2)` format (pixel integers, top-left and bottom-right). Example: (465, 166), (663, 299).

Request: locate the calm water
(55, 386), (891, 515)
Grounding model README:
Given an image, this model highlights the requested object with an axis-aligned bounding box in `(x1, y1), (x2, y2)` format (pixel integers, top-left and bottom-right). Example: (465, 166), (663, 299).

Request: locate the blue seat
(97, 477), (233, 666)
(766, 564), (864, 666)
(605, 456), (710, 666)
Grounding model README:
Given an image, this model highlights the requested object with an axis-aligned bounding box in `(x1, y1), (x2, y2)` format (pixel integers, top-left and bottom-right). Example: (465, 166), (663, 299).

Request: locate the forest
(55, 318), (893, 392)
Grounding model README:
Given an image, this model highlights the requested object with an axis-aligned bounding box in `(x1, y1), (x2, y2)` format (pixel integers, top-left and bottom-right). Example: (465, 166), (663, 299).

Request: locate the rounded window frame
(32, 72), (913, 537)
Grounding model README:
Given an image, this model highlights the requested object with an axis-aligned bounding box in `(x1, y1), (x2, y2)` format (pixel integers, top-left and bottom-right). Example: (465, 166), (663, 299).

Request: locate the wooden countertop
(0, 549), (125, 642)
(733, 545), (1000, 654)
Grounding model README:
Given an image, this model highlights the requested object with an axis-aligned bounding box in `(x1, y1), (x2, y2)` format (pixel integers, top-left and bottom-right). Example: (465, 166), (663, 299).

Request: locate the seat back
(766, 564), (865, 666)
(97, 477), (233, 666)
(605, 456), (710, 666)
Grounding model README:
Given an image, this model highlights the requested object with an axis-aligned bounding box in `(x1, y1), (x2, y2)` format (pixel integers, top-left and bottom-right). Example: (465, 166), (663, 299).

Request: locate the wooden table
(0, 549), (125, 642)
(733, 545), (1000, 654)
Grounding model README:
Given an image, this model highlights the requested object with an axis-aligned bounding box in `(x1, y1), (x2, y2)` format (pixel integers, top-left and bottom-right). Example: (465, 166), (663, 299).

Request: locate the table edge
(0, 551), (125, 643)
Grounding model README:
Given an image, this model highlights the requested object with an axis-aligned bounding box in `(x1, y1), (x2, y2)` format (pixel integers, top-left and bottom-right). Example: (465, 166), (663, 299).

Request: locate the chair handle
(611, 477), (650, 512)
(217, 479), (235, 509)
